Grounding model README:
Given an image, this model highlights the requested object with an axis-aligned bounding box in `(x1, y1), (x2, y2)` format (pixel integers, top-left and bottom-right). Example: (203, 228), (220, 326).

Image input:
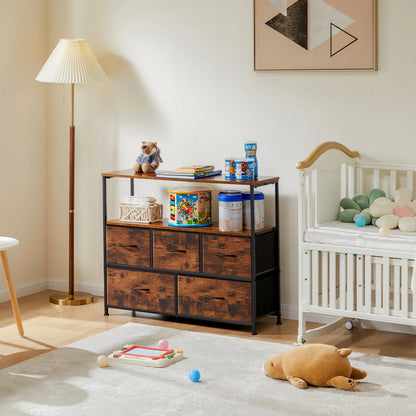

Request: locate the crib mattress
(304, 221), (416, 253)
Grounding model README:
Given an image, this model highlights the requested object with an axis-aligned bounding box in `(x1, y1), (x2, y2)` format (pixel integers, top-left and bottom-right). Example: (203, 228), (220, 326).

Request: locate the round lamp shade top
(36, 38), (106, 84)
(0, 237), (19, 251)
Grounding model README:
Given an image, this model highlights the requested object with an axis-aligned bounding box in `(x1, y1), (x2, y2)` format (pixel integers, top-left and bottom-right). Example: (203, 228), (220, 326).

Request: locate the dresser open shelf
(102, 170), (280, 334)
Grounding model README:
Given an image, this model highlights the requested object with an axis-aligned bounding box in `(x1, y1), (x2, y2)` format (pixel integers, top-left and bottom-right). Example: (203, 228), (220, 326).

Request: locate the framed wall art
(254, 0), (377, 70)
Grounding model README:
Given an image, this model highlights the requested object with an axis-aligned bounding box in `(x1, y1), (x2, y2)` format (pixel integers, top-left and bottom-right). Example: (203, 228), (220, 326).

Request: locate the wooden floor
(1, 290), (415, 369)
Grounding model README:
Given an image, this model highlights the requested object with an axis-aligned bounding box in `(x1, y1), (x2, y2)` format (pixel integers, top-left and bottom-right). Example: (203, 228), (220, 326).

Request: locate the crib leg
(298, 306), (307, 344)
(297, 335), (305, 345)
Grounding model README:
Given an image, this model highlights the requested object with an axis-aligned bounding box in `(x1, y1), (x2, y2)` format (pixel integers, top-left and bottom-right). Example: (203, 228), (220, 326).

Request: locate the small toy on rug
(263, 343), (367, 390)
(133, 141), (163, 174)
(109, 344), (184, 368)
(158, 339), (169, 349)
(97, 355), (109, 368)
(189, 369), (201, 382)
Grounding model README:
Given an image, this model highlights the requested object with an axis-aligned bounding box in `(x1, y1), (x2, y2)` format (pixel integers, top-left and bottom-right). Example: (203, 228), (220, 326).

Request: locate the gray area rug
(0, 322), (415, 415)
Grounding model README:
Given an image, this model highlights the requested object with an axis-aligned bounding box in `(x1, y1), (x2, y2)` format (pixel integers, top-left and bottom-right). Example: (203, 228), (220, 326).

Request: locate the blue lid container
(242, 191), (264, 200)
(219, 190), (242, 202)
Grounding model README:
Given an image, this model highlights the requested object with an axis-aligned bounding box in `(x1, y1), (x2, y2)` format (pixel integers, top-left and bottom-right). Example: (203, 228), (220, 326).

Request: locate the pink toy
(158, 339), (169, 349)
(393, 206), (415, 218)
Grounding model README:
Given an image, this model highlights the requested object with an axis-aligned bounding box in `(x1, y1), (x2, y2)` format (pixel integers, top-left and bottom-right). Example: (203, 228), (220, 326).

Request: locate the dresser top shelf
(102, 169), (279, 186)
(107, 219), (275, 236)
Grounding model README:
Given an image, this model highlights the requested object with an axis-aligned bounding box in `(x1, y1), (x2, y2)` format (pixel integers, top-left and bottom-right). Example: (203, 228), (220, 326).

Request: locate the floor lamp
(36, 39), (106, 305)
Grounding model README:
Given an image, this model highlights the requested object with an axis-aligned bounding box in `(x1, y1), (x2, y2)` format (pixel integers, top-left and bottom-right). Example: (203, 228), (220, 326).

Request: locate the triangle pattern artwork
(266, 0), (308, 50)
(330, 23), (358, 57)
(267, 0), (288, 16)
(309, 0), (354, 51)
(255, 0), (376, 70)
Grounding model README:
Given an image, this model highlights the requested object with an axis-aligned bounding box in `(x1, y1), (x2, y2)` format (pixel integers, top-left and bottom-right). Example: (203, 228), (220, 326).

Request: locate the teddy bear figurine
(133, 141), (163, 174)
(263, 343), (367, 390)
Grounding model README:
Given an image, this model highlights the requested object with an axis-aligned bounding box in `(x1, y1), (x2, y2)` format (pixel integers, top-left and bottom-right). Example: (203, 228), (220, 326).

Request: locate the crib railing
(302, 245), (416, 323)
(299, 158), (416, 234)
(355, 163), (416, 199)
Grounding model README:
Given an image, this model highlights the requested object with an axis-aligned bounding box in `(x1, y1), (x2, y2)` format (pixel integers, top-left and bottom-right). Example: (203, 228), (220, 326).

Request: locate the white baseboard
(0, 278), (49, 303)
(2, 280), (415, 335)
(0, 278), (104, 303)
(47, 278), (104, 297)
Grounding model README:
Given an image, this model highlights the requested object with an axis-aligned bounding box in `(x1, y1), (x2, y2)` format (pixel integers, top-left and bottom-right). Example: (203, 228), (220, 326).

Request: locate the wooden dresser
(102, 170), (280, 334)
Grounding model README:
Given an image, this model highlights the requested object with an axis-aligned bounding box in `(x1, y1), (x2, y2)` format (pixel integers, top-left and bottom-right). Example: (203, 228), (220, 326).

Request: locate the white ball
(97, 355), (109, 368)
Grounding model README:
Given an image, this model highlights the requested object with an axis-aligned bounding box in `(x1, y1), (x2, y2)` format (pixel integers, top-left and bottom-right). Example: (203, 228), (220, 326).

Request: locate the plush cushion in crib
(304, 221), (416, 253)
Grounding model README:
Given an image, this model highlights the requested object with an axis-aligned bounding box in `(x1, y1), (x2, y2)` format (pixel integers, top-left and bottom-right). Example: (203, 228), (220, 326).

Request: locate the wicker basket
(119, 197), (163, 223)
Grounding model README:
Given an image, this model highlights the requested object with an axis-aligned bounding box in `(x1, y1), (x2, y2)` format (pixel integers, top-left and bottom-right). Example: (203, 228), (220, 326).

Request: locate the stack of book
(156, 165), (222, 179)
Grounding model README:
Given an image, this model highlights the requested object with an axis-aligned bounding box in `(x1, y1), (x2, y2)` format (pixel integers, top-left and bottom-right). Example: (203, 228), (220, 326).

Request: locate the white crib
(297, 142), (416, 344)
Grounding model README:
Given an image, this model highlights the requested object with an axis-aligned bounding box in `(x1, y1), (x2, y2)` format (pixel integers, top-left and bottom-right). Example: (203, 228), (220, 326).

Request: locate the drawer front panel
(153, 230), (199, 272)
(203, 235), (251, 278)
(107, 268), (175, 313)
(106, 226), (150, 267)
(178, 275), (251, 323)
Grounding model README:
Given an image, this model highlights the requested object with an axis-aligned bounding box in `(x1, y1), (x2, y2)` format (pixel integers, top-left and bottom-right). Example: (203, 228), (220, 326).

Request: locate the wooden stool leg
(1, 251), (24, 336)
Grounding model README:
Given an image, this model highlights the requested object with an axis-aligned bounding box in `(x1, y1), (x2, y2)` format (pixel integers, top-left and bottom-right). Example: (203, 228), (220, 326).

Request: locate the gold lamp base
(49, 291), (94, 306)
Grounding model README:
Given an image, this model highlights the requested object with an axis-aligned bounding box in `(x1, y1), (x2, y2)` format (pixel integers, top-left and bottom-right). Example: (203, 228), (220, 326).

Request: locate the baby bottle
(244, 141), (258, 178)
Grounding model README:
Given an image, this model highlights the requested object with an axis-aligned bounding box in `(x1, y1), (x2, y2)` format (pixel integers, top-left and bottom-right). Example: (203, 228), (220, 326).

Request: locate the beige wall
(0, 0), (48, 294)
(6, 1), (416, 310)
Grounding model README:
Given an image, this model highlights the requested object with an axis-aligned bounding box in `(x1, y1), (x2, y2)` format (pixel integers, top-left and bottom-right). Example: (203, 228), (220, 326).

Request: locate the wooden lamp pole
(49, 84), (94, 305)
(36, 39), (106, 306)
(69, 83), (75, 300)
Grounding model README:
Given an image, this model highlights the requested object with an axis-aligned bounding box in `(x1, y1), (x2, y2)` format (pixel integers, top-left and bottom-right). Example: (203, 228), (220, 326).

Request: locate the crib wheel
(344, 320), (354, 330)
(296, 336), (306, 345)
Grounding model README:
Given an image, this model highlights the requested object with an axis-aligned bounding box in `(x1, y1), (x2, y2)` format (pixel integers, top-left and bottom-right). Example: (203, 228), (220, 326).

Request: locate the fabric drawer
(107, 268), (175, 313)
(178, 275), (251, 323)
(153, 230), (199, 272)
(106, 226), (150, 267)
(203, 235), (251, 278)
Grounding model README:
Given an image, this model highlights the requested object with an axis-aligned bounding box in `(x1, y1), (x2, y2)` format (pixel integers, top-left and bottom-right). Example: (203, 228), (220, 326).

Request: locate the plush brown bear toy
(133, 141), (163, 174)
(263, 344), (367, 390)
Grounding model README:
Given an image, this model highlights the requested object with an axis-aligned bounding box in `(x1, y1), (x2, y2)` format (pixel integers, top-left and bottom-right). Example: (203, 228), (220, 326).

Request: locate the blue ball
(354, 215), (366, 227)
(189, 370), (200, 382)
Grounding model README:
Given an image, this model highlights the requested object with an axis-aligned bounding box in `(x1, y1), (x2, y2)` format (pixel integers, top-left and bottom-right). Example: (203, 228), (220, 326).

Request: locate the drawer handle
(204, 295), (225, 301)
(215, 253), (237, 258)
(119, 244), (138, 248)
(131, 287), (150, 292)
(167, 248), (187, 253)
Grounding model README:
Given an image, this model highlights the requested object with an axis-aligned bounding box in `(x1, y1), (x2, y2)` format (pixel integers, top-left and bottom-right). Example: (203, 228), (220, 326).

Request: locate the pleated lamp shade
(36, 39), (106, 84)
